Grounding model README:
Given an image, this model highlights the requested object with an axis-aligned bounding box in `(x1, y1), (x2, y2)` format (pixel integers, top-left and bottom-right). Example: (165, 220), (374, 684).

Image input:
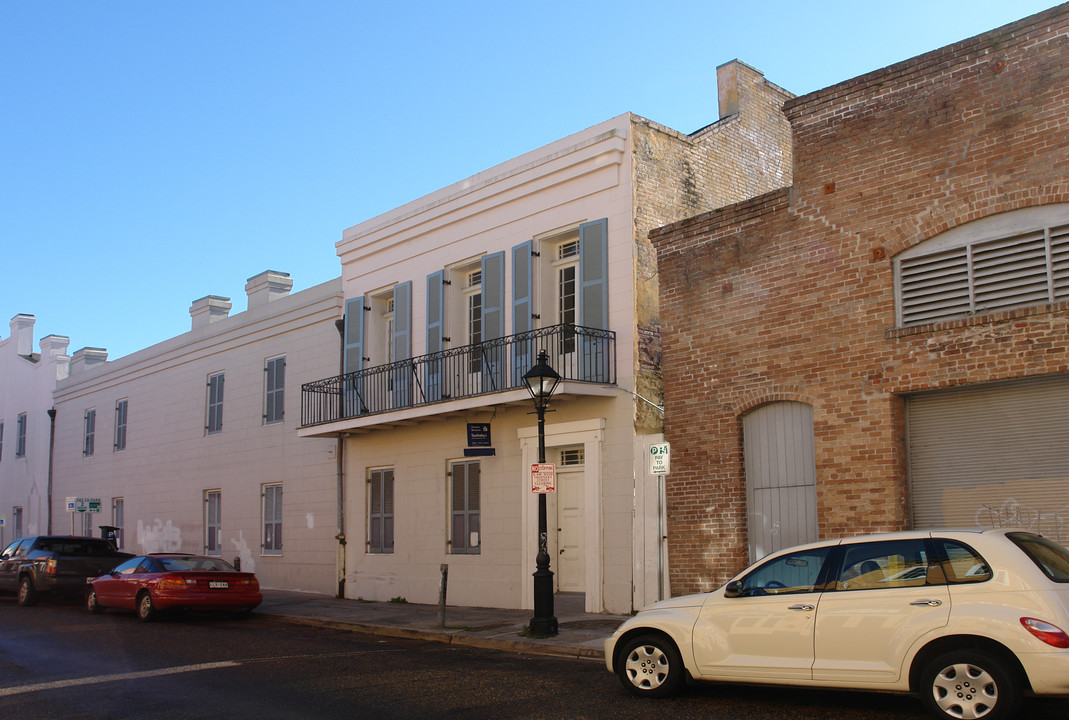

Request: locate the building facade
(299, 60), (794, 613)
(50, 272), (344, 594)
(652, 7), (1069, 594)
(0, 315), (71, 545)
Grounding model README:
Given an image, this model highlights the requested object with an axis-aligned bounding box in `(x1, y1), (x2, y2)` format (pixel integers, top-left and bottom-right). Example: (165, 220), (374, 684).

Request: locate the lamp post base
(529, 564), (558, 636)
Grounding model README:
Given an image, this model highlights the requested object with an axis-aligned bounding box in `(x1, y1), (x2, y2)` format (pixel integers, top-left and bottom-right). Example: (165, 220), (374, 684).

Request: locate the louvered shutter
(392, 282), (412, 407)
(426, 271), (444, 401)
(579, 218), (609, 381)
(481, 252), (505, 391)
(512, 240), (534, 386)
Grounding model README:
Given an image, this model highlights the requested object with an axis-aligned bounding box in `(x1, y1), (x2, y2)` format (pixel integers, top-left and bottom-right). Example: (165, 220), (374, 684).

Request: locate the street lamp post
(524, 349), (561, 636)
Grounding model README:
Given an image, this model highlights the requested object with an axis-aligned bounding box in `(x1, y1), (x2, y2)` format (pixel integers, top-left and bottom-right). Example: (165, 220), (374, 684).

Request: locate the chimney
(189, 295), (232, 330)
(70, 347), (108, 375)
(9, 314), (35, 357)
(40, 335), (72, 381)
(245, 270), (293, 310)
(717, 60), (740, 119)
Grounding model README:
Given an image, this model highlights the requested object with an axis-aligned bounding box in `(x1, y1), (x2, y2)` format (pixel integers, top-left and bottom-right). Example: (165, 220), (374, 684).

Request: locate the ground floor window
(368, 468), (394, 554)
(12, 507), (22, 539)
(449, 460), (480, 554)
(111, 498), (124, 549)
(205, 490), (221, 555)
(263, 484), (282, 555)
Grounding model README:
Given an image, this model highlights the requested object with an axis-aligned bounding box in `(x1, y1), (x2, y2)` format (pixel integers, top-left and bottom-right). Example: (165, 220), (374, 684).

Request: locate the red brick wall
(651, 6), (1069, 594)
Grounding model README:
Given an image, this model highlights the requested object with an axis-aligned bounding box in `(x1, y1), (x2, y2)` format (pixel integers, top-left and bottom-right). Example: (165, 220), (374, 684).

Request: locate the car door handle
(909, 599), (943, 607)
(788, 604), (815, 611)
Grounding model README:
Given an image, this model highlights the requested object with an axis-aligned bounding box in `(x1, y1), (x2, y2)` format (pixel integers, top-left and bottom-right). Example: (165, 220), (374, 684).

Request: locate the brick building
(652, 6), (1069, 594)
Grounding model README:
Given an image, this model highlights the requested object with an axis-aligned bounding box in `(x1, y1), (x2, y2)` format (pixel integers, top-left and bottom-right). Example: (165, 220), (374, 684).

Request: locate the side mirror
(724, 580), (744, 598)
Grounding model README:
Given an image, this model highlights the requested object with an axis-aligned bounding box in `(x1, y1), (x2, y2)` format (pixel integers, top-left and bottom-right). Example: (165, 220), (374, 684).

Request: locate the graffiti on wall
(975, 498), (1069, 544)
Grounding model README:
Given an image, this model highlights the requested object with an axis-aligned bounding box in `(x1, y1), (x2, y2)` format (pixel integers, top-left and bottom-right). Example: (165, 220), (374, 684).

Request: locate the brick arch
(730, 385), (817, 418)
(885, 185), (1069, 258)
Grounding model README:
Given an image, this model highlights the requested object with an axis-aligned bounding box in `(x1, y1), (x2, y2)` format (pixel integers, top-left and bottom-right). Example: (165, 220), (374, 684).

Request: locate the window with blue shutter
(343, 296), (366, 416)
(426, 271), (444, 402)
(512, 240), (534, 385)
(579, 218), (609, 381)
(481, 252), (505, 391)
(392, 281), (412, 408)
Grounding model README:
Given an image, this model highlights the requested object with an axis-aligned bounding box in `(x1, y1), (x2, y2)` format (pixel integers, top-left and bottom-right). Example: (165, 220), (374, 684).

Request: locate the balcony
(300, 324), (616, 428)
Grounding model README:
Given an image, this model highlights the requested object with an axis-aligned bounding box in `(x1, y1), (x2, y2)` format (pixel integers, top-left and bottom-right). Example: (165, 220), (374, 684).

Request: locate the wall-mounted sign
(531, 463), (556, 494)
(66, 497), (103, 513)
(467, 423), (491, 447)
(649, 442), (670, 475)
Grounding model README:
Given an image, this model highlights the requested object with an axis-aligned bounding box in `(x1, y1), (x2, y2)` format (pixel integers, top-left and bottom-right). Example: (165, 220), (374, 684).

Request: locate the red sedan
(87, 554), (262, 621)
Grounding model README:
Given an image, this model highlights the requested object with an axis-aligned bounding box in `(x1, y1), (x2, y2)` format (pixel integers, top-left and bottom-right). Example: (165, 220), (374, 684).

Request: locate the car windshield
(1007, 532), (1069, 582)
(156, 556), (236, 572)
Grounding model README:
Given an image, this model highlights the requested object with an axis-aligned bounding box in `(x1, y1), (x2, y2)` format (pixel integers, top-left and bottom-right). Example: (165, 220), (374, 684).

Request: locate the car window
(1007, 532), (1069, 583)
(1, 540), (23, 560)
(112, 557), (144, 575)
(835, 539), (936, 591)
(738, 547), (831, 596)
(935, 539), (992, 583)
(135, 559), (161, 573)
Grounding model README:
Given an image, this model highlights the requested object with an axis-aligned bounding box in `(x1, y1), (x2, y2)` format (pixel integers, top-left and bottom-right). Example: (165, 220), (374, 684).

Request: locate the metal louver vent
(898, 223), (1068, 326)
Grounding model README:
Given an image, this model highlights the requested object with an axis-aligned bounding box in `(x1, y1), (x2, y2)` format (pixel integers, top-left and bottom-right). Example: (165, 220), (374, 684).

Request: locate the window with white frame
(465, 270), (483, 373)
(263, 484), (282, 555)
(205, 490), (221, 555)
(449, 460), (480, 554)
(895, 208), (1069, 326)
(206, 372), (224, 434)
(111, 497), (125, 549)
(114, 399), (127, 451)
(555, 236), (580, 354)
(83, 409), (96, 457)
(264, 357), (285, 424)
(0, 420), (4, 461)
(368, 468), (394, 554)
(15, 413), (26, 458)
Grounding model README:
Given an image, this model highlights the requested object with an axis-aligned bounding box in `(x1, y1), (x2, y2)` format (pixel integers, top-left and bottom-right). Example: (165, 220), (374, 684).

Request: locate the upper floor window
(465, 269), (483, 372)
(895, 206), (1069, 326)
(206, 372), (224, 434)
(264, 357), (285, 424)
(83, 409), (96, 457)
(114, 399), (128, 451)
(15, 413), (27, 458)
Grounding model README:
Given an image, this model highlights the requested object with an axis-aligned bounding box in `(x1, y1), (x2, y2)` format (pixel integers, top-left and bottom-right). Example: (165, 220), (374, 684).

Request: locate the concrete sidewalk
(255, 589), (623, 661)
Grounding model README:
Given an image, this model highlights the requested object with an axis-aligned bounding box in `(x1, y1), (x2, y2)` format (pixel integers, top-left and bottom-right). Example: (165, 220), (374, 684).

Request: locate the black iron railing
(300, 324), (616, 427)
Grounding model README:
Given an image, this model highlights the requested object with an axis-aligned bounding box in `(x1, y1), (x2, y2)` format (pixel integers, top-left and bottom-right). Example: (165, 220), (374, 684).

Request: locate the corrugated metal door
(907, 374), (1069, 545)
(743, 402), (818, 563)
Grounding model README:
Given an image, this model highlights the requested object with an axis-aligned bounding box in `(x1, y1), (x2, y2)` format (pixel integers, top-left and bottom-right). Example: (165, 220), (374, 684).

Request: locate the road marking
(0, 661), (239, 697)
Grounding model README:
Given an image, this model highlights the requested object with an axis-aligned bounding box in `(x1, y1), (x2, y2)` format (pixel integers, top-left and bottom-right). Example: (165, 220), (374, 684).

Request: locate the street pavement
(255, 589), (624, 660)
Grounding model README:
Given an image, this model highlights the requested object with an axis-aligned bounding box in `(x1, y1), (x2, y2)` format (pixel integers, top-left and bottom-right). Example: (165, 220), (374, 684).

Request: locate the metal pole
(529, 400), (558, 636)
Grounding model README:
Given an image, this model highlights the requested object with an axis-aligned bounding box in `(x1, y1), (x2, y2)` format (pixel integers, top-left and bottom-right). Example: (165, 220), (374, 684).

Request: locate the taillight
(249, 577), (260, 591)
(1021, 617), (1069, 648)
(158, 577), (193, 591)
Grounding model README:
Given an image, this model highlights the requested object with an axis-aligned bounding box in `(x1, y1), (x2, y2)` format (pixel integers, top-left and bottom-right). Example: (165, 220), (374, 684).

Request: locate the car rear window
(935, 540), (992, 584)
(1007, 532), (1069, 582)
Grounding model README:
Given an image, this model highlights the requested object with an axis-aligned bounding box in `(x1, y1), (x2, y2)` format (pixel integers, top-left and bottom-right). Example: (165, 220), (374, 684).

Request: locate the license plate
(208, 581), (229, 589)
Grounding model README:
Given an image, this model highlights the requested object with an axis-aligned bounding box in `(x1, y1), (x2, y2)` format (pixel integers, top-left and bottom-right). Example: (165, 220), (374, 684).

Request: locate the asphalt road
(1, 598), (1067, 719)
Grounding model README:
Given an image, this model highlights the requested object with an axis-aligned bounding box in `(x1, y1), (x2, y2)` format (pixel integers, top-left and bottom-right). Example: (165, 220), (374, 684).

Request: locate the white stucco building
(0, 315), (71, 545)
(50, 272), (344, 593)
(299, 61), (794, 613)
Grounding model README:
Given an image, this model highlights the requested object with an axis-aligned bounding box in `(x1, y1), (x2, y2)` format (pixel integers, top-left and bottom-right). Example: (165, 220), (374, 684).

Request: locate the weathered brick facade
(652, 6), (1069, 594)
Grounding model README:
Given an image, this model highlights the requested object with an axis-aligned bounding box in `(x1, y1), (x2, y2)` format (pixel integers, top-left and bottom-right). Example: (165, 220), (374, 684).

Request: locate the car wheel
(17, 576), (38, 607)
(920, 650), (1020, 720)
(617, 633), (686, 698)
(137, 591), (158, 622)
(86, 588), (105, 614)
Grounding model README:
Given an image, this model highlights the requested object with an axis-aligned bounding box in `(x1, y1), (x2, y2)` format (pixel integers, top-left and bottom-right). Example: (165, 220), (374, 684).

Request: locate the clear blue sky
(2, 1), (1059, 360)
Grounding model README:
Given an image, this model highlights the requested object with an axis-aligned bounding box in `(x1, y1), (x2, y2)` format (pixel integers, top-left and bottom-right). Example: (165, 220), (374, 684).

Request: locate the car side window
(0, 540), (20, 561)
(836, 539), (937, 591)
(112, 557), (143, 575)
(737, 547), (831, 596)
(936, 539), (993, 583)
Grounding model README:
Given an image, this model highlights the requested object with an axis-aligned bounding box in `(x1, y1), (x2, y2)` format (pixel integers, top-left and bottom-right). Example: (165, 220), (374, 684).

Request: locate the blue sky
(1, 1), (1058, 360)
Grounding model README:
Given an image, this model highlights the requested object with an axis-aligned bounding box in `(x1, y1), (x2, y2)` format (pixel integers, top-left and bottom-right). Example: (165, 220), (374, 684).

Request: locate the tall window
(556, 238), (579, 354)
(112, 498), (125, 549)
(264, 357), (285, 424)
(83, 409), (96, 457)
(114, 399), (128, 451)
(368, 468), (394, 554)
(205, 490), (221, 555)
(466, 270), (483, 373)
(263, 484), (282, 555)
(206, 372), (224, 434)
(450, 460), (480, 554)
(12, 507), (22, 539)
(0, 421), (4, 461)
(15, 413), (26, 458)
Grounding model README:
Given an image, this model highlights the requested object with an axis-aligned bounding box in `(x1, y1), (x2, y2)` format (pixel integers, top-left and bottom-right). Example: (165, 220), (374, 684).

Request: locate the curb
(258, 612), (605, 661)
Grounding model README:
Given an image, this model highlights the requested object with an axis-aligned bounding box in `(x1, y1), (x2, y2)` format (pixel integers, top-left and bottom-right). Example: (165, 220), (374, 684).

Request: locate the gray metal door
(743, 402), (818, 562)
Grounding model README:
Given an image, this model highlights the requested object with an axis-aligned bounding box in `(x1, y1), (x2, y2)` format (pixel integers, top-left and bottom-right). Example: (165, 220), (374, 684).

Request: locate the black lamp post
(524, 349), (561, 636)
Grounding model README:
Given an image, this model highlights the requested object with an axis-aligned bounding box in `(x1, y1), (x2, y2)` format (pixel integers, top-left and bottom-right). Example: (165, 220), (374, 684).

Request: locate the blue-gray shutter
(392, 281), (412, 407)
(511, 241), (534, 386)
(343, 296), (366, 415)
(426, 270), (445, 401)
(579, 219), (609, 381)
(481, 252), (505, 391)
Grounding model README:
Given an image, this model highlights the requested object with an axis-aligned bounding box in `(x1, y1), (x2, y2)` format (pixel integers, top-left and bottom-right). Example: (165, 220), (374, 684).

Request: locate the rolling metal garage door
(907, 374), (1069, 545)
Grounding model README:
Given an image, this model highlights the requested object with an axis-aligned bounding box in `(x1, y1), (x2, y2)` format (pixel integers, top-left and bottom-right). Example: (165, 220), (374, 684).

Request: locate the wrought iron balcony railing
(300, 324), (616, 427)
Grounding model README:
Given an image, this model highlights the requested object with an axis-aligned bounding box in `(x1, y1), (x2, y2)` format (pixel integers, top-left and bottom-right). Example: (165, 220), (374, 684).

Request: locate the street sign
(65, 497), (103, 513)
(649, 442), (670, 475)
(531, 463), (556, 494)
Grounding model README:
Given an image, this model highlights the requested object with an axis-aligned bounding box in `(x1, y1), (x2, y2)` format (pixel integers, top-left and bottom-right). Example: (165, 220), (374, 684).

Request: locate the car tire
(919, 649), (1021, 720)
(86, 588), (105, 614)
(137, 591), (158, 622)
(17, 576), (38, 607)
(616, 633), (686, 698)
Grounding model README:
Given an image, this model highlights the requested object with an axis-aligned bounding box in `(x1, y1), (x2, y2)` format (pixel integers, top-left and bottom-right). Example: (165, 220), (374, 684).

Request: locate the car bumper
(1019, 651), (1069, 695)
(152, 590), (263, 611)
